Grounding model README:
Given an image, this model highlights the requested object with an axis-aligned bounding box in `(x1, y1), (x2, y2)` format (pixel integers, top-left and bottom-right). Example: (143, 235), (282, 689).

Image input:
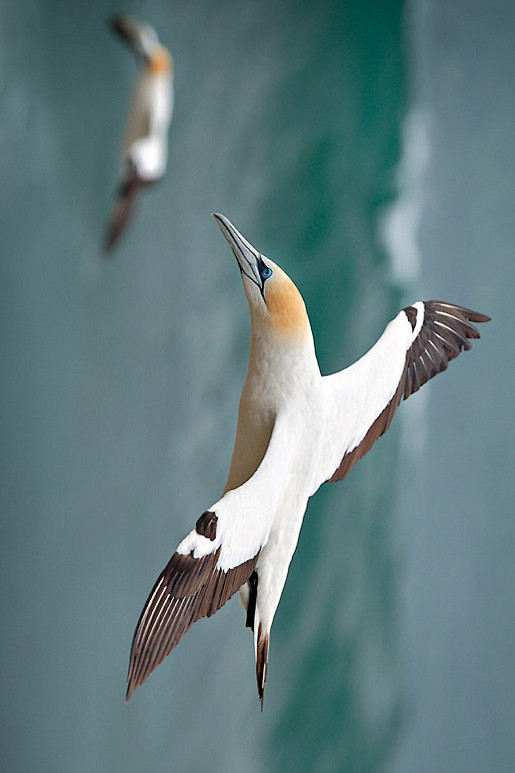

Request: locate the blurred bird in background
(104, 15), (173, 253)
(125, 214), (490, 708)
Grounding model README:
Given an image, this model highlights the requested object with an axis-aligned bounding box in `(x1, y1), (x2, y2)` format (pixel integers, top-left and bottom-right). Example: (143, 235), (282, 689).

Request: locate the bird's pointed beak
(213, 213), (263, 288)
(109, 15), (159, 60)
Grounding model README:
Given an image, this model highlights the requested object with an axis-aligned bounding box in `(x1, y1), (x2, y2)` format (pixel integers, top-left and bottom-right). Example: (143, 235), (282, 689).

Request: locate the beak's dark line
(214, 213), (268, 304)
(234, 257), (259, 288)
(236, 260), (268, 305)
(240, 266), (258, 287)
(240, 256), (267, 304)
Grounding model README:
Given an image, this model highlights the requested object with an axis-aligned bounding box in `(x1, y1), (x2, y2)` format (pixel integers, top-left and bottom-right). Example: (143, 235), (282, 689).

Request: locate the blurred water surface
(0, 1), (512, 771)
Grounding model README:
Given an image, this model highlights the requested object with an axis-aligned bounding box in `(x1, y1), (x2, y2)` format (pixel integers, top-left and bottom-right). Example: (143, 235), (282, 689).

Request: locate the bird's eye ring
(260, 267), (272, 280)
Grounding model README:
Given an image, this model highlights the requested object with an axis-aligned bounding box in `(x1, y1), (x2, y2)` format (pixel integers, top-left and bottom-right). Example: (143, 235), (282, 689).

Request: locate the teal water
(1, 1), (512, 771)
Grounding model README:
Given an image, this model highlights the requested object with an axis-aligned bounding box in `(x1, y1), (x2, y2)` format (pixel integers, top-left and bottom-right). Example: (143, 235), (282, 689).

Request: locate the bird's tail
(255, 621), (270, 711)
(245, 571), (270, 709)
(103, 176), (141, 253)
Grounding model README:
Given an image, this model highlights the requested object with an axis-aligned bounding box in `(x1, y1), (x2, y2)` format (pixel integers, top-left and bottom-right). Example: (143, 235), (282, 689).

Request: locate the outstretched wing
(126, 527), (258, 702)
(318, 301), (490, 485)
(126, 413), (291, 701)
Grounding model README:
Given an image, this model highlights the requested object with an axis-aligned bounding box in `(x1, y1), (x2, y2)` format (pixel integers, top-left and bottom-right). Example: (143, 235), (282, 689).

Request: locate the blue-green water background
(1, 1), (513, 771)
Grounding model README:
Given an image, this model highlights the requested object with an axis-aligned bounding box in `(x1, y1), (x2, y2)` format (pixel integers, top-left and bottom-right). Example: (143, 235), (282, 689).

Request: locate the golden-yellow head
(213, 213), (311, 341)
(148, 47), (173, 75)
(110, 15), (173, 75)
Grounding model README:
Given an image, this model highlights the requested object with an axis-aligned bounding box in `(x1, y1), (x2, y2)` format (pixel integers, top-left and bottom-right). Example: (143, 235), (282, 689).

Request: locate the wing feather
(126, 413), (292, 700)
(126, 547), (259, 700)
(323, 300), (489, 484)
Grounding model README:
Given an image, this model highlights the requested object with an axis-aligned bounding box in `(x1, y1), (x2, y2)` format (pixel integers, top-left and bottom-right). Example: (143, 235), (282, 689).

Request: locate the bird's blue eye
(260, 266), (272, 280)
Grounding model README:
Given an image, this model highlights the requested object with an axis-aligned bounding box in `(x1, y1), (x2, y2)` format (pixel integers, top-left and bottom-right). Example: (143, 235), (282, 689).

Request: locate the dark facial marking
(237, 262), (259, 287)
(236, 252), (271, 303)
(255, 255), (272, 302)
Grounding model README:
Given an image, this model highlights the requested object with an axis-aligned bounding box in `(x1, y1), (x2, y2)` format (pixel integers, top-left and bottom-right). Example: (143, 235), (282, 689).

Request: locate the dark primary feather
(126, 546), (259, 701)
(328, 301), (490, 483)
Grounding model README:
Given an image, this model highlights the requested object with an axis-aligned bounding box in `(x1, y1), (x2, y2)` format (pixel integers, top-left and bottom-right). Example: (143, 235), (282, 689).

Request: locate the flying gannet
(104, 15), (173, 252)
(126, 214), (489, 707)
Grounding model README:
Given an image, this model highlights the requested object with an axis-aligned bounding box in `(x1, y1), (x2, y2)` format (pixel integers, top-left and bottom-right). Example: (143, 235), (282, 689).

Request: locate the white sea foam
(379, 108), (431, 285)
(379, 108), (432, 456)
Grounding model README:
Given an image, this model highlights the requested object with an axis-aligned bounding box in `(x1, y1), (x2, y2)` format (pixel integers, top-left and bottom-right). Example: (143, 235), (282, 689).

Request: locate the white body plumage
(105, 16), (173, 251)
(122, 65), (173, 181)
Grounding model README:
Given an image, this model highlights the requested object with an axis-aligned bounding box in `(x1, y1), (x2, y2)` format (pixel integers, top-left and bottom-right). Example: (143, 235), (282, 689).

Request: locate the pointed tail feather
(256, 623), (269, 711)
(104, 177), (141, 253)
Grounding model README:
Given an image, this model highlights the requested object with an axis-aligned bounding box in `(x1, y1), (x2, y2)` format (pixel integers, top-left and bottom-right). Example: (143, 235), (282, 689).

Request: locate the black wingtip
(125, 681), (135, 704)
(429, 301), (491, 326)
(459, 306), (491, 324)
(126, 658), (138, 703)
(472, 312), (492, 323)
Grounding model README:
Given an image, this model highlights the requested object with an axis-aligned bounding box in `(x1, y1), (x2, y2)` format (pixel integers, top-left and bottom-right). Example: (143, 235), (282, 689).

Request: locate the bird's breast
(223, 388), (275, 494)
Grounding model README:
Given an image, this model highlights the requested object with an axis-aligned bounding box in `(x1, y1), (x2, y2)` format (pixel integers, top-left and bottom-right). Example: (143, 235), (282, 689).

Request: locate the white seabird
(105, 15), (173, 252)
(126, 214), (490, 707)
